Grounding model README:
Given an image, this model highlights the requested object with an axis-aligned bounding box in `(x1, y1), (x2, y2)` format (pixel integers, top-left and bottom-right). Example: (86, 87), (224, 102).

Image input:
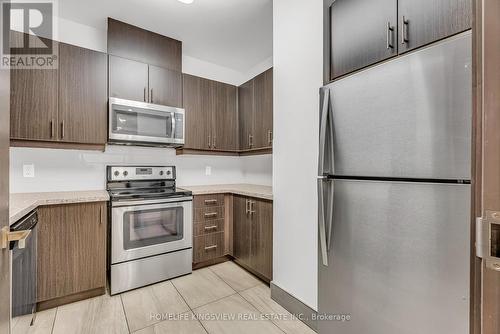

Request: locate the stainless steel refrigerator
(318, 32), (472, 334)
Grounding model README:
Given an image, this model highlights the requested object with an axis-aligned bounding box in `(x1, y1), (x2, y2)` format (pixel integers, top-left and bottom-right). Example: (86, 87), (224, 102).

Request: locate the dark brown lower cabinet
(37, 202), (106, 308)
(233, 195), (252, 266)
(233, 195), (273, 281)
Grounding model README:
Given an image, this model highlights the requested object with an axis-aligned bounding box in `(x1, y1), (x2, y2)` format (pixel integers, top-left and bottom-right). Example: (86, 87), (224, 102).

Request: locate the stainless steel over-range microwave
(108, 97), (185, 147)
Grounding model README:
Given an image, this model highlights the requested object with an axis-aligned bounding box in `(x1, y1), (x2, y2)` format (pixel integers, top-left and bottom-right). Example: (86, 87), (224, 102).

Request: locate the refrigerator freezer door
(326, 32), (472, 180)
(318, 179), (470, 334)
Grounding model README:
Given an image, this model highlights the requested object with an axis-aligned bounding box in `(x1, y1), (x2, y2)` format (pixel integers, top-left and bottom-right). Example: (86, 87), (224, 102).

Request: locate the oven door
(111, 198), (192, 264)
(109, 97), (185, 145)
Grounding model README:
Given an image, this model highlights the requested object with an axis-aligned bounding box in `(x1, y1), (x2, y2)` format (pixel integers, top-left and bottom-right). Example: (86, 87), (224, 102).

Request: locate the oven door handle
(112, 200), (191, 212)
(111, 196), (193, 208)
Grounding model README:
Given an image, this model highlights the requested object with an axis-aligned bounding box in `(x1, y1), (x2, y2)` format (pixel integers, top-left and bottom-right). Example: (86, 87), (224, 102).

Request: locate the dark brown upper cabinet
(330, 0), (397, 80)
(182, 74), (238, 152)
(10, 32), (107, 149)
(238, 79), (254, 150)
(109, 56), (183, 107)
(182, 74), (212, 151)
(107, 19), (183, 108)
(107, 18), (182, 72)
(253, 69), (273, 149)
(10, 33), (58, 142)
(109, 55), (149, 102)
(238, 68), (273, 151)
(149, 65), (183, 107)
(398, 0), (472, 54)
(212, 81), (238, 151)
(328, 0), (472, 80)
(58, 43), (107, 144)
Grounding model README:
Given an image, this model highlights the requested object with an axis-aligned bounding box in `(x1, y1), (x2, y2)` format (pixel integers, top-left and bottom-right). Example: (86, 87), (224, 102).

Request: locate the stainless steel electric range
(107, 166), (193, 295)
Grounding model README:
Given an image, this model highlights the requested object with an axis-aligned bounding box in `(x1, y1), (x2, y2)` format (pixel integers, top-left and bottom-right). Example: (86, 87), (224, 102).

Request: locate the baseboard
(270, 282), (318, 332)
(37, 287), (106, 311)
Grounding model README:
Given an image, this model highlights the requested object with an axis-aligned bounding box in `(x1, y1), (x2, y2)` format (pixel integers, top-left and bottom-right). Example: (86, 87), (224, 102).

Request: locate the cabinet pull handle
(268, 130), (273, 146)
(386, 22), (394, 49)
(204, 199), (218, 205)
(250, 201), (256, 214)
(150, 88), (154, 103)
(205, 245), (217, 251)
(50, 120), (54, 138)
(204, 212), (218, 218)
(144, 87), (147, 102)
(249, 134), (253, 148)
(205, 225), (218, 230)
(208, 135), (211, 148)
(99, 206), (102, 225)
(401, 16), (409, 45)
(60, 121), (65, 139)
(246, 200), (250, 215)
(213, 135), (216, 149)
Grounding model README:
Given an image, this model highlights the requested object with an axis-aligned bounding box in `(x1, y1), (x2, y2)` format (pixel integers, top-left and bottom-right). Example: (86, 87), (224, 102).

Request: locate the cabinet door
(109, 55), (149, 102)
(250, 199), (273, 280)
(330, 0), (397, 80)
(10, 32), (58, 141)
(398, 0), (472, 54)
(148, 65), (183, 107)
(58, 43), (107, 144)
(253, 69), (273, 148)
(213, 81), (238, 151)
(183, 74), (211, 150)
(233, 196), (251, 266)
(37, 202), (106, 302)
(238, 79), (254, 150)
(108, 18), (182, 72)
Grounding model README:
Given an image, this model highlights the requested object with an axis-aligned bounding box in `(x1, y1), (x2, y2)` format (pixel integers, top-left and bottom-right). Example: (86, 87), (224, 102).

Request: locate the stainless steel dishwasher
(10, 210), (38, 320)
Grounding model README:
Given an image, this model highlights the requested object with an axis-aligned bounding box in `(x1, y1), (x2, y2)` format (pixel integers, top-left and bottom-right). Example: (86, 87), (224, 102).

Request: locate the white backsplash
(9, 146), (272, 193)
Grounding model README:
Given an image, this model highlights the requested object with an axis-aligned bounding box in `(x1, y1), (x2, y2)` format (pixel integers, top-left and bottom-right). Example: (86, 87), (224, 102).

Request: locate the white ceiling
(58, 0), (273, 72)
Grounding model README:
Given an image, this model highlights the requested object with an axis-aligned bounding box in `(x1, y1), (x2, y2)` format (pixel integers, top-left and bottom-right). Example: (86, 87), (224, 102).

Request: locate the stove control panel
(108, 166), (175, 181)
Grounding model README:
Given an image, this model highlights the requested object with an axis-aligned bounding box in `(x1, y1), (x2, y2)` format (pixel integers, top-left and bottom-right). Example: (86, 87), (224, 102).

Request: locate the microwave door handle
(171, 112), (176, 138)
(318, 178), (329, 266)
(318, 88), (330, 176)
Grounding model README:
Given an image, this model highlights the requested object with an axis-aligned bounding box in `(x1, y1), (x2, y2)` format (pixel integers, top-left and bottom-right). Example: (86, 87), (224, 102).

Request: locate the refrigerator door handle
(318, 178), (329, 266)
(326, 179), (334, 252)
(318, 88), (330, 176)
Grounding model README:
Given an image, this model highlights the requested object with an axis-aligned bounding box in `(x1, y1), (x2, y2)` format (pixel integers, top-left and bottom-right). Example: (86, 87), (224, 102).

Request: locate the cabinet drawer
(193, 232), (225, 263)
(194, 219), (225, 236)
(194, 206), (224, 222)
(193, 194), (225, 208)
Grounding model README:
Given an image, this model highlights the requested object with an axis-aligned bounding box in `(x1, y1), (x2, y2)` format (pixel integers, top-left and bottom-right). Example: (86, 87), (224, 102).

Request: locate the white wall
(10, 146), (272, 193)
(273, 0), (323, 310)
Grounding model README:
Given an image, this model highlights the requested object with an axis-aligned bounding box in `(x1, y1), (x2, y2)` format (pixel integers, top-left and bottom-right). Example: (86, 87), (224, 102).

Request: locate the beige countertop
(9, 190), (109, 226)
(179, 184), (273, 201)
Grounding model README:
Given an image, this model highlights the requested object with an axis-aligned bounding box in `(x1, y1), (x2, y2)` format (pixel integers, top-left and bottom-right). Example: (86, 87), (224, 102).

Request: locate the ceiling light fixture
(177, 0), (194, 4)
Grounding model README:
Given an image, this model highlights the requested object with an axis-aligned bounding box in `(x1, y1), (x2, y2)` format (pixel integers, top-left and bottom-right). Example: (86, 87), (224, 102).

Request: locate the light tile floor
(12, 261), (316, 334)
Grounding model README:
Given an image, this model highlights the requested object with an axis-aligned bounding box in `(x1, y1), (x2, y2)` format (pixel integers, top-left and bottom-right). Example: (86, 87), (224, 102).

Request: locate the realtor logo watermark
(1, 0), (58, 69)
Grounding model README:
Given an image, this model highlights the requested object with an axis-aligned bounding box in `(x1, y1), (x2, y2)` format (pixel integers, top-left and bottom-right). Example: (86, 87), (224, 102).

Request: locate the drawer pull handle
(205, 245), (217, 251)
(205, 225), (218, 230)
(204, 212), (218, 218)
(204, 199), (218, 205)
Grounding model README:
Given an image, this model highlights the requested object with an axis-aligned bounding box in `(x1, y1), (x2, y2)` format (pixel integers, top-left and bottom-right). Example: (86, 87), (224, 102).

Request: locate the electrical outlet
(23, 164), (35, 178)
(205, 166), (212, 176)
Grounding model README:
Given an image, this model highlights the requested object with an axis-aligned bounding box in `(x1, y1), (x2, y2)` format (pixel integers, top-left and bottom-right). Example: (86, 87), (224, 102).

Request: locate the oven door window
(123, 206), (183, 250)
(111, 104), (173, 139)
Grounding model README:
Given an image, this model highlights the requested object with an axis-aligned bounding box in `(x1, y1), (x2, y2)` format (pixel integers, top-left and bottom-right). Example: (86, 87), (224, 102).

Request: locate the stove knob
(159, 171), (164, 176)
(166, 170), (172, 176)
(123, 171), (128, 176)
(114, 171), (120, 177)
